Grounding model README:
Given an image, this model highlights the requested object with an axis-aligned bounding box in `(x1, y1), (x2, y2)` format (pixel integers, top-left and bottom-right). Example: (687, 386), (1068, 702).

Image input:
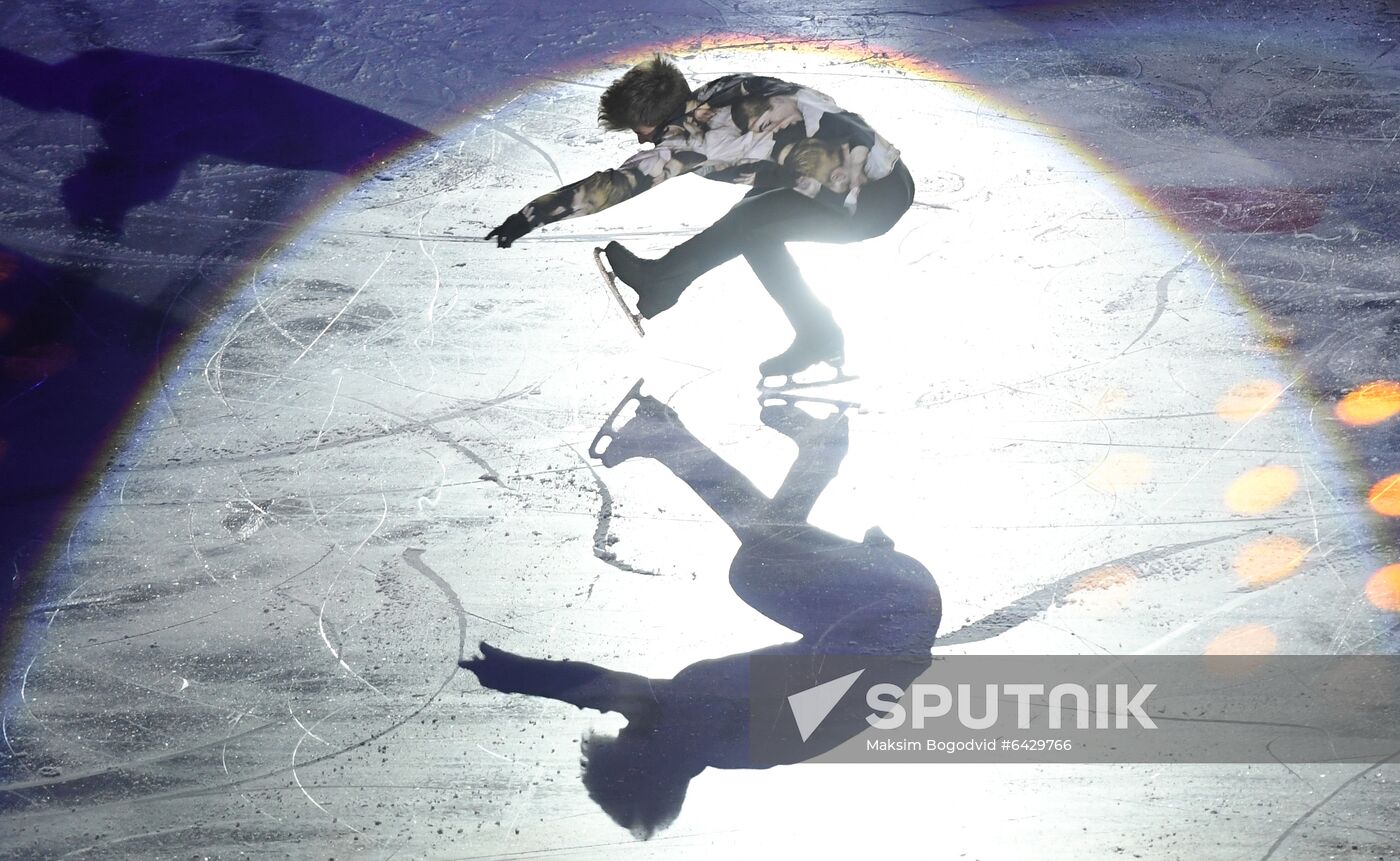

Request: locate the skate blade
(593, 247), (645, 337)
(758, 391), (859, 411)
(588, 377), (647, 462)
(756, 367), (858, 394)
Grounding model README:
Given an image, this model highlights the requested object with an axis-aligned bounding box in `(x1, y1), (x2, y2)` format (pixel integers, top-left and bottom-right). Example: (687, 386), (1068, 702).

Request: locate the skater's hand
(485, 213), (532, 248)
(459, 641), (535, 694)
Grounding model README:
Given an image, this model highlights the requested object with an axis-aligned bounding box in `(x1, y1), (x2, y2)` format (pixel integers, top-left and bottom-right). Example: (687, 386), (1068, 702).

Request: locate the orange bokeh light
(1224, 465), (1299, 514)
(1, 343), (77, 382)
(1368, 474), (1400, 517)
(1216, 380), (1283, 423)
(1087, 452), (1152, 494)
(1204, 624), (1278, 656)
(1232, 535), (1309, 588)
(1071, 564), (1136, 593)
(1067, 564), (1137, 610)
(1335, 381), (1400, 427)
(1365, 565), (1400, 612)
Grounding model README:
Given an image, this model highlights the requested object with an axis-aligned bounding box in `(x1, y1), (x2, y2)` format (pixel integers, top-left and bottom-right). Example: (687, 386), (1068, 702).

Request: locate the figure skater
(486, 56), (914, 382)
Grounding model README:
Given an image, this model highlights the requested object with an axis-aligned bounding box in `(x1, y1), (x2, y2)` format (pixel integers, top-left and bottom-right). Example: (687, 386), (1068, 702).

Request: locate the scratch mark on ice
(1120, 257), (1190, 354)
(316, 496), (389, 698)
(290, 251), (390, 368)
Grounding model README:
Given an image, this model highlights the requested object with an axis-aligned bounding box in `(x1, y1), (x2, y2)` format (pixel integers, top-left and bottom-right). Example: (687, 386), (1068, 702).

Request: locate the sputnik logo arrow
(788, 669), (865, 742)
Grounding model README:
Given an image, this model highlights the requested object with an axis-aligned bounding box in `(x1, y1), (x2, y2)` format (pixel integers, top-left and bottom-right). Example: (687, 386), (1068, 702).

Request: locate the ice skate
(593, 247), (646, 336)
(603, 241), (692, 319)
(756, 329), (855, 392)
(758, 393), (857, 440)
(588, 378), (683, 467)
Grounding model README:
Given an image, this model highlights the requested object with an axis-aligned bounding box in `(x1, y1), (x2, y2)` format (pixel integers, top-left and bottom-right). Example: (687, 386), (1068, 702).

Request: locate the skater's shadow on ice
(0, 47), (431, 232)
(0, 244), (167, 607)
(462, 380), (941, 839)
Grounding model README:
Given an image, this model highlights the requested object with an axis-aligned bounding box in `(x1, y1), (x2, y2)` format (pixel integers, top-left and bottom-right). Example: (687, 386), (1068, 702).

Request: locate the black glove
(485, 213), (532, 248)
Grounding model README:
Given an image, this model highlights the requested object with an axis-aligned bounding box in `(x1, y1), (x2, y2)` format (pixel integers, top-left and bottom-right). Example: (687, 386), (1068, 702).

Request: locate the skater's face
(632, 124), (657, 144)
(784, 138), (848, 192)
(751, 95), (801, 134)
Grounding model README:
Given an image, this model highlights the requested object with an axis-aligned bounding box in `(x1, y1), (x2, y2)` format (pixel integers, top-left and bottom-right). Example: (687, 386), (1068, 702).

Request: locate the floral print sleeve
(514, 72), (902, 227)
(519, 145), (708, 228)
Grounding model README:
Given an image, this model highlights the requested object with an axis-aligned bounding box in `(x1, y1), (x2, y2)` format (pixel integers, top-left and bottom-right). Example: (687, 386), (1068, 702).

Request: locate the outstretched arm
(461, 641), (661, 722)
(486, 145), (706, 246)
(0, 48), (82, 113)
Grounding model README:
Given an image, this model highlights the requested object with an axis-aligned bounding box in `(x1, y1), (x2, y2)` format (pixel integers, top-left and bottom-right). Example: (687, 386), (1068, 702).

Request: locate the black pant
(661, 160), (915, 337)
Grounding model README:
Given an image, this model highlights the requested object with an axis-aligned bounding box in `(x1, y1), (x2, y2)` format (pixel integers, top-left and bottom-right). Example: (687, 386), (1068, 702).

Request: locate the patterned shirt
(518, 74), (902, 228)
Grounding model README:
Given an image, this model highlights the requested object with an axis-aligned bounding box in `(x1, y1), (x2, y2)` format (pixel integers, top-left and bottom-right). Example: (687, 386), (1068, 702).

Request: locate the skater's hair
(598, 54), (691, 133)
(729, 94), (770, 133)
(783, 137), (844, 182)
(580, 732), (689, 839)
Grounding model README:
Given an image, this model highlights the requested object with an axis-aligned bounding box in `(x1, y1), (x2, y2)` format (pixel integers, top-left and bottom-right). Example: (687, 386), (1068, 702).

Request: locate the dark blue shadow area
(0, 47), (432, 637)
(0, 46), (432, 232)
(0, 245), (163, 604)
(463, 382), (941, 839)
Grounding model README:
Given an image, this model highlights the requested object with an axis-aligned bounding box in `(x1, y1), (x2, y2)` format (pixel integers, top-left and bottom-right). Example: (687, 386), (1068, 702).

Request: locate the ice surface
(1, 2), (1399, 859)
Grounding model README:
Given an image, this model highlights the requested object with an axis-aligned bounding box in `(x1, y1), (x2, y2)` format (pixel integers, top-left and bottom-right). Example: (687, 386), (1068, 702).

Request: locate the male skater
(485, 55), (914, 379)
